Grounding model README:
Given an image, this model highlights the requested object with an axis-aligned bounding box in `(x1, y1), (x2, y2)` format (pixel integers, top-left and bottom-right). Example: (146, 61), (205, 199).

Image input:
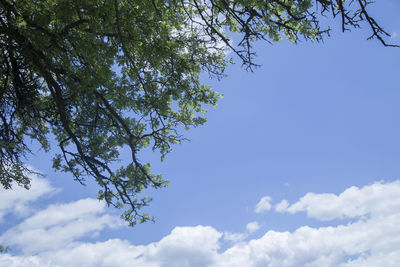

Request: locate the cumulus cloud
(144, 226), (221, 266)
(217, 214), (400, 266)
(0, 226), (222, 267)
(1, 180), (400, 266)
(276, 181), (400, 221)
(0, 172), (56, 221)
(254, 196), (272, 213)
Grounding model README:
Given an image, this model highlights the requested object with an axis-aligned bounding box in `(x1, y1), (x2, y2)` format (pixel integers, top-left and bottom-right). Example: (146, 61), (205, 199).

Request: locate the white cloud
(1, 226), (222, 267)
(246, 221), (260, 234)
(217, 211), (400, 266)
(0, 240), (143, 267)
(2, 180), (400, 266)
(254, 196), (272, 213)
(144, 226), (221, 266)
(275, 199), (289, 212)
(0, 198), (121, 254)
(223, 221), (261, 244)
(276, 181), (400, 221)
(223, 232), (247, 243)
(0, 172), (56, 221)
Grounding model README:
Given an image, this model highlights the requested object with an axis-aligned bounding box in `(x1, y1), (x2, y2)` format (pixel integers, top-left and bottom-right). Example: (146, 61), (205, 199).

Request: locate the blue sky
(1, 1), (400, 266)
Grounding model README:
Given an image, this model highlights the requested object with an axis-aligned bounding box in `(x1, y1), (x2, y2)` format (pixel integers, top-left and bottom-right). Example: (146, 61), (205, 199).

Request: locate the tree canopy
(0, 0), (397, 225)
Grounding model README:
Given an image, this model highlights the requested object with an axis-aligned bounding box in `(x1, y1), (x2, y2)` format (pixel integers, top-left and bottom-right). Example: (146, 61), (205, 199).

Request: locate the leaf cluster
(0, 0), (396, 225)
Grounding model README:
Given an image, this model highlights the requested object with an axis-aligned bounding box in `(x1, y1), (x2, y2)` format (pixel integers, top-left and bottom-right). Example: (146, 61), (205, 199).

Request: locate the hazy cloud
(0, 172), (56, 221)
(254, 196), (272, 213)
(223, 232), (247, 243)
(275, 199), (289, 212)
(246, 221), (260, 234)
(0, 198), (121, 254)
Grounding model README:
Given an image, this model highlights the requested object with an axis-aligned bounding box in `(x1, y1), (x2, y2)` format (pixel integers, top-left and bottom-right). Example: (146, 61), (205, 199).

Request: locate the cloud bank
(1, 178), (400, 266)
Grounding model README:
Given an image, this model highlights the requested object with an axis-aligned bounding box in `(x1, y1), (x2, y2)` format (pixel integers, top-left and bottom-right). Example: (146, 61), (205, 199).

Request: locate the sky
(1, 1), (400, 266)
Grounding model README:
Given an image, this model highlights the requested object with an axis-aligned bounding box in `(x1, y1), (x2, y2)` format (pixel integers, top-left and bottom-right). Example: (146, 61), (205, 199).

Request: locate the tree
(0, 244), (10, 253)
(0, 0), (397, 225)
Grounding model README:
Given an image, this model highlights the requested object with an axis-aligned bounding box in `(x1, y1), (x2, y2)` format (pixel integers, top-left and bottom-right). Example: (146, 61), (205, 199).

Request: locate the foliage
(0, 0), (397, 225)
(0, 244), (10, 253)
